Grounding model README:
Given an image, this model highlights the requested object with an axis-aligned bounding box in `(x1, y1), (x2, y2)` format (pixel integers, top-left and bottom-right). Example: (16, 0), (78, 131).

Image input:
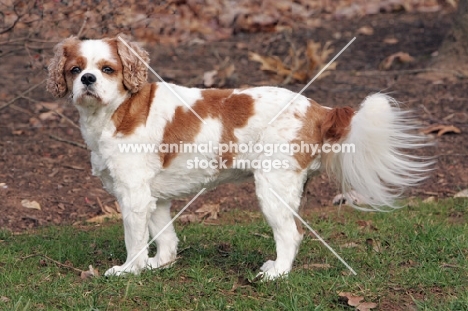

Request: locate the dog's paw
(255, 260), (289, 281)
(104, 264), (140, 277)
(332, 190), (366, 206)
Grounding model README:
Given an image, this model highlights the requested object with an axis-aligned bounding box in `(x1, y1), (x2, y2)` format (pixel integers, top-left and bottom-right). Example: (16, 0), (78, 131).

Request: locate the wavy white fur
(327, 94), (433, 211)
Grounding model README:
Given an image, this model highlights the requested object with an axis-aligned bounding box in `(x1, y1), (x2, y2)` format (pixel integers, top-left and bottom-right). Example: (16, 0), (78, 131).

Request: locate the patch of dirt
(1, 11), (467, 232)
(379, 286), (449, 311)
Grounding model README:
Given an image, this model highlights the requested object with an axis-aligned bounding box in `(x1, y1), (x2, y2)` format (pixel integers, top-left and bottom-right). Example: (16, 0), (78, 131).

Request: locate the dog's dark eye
(70, 67), (81, 74)
(102, 66), (114, 74)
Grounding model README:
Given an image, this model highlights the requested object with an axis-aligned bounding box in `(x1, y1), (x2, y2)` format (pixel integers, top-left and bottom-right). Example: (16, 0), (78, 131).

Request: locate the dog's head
(46, 37), (149, 106)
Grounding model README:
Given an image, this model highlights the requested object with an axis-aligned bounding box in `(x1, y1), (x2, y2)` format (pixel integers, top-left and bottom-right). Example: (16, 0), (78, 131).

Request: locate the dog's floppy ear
(46, 36), (79, 98)
(115, 38), (149, 94)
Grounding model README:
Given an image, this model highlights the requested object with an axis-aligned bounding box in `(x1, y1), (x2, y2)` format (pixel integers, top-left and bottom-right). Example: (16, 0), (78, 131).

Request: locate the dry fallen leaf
(179, 214), (200, 225)
(379, 52), (414, 70)
(340, 242), (360, 249)
(81, 265), (99, 279)
(114, 201), (121, 213)
(103, 205), (118, 214)
(423, 196), (437, 203)
(421, 124), (461, 136)
(0, 296), (10, 303)
(356, 220), (378, 231)
(35, 102), (60, 112)
(203, 59), (235, 87)
(21, 199), (41, 210)
(81, 197), (122, 224)
(249, 40), (335, 83)
(357, 26), (374, 36)
(365, 238), (382, 253)
(454, 189), (468, 198)
(203, 70), (218, 87)
(39, 111), (58, 121)
(196, 203), (220, 220)
(80, 213), (122, 225)
(216, 63), (235, 86)
(357, 302), (379, 311)
(29, 117), (42, 127)
(306, 40), (336, 74)
(249, 52), (301, 80)
(339, 292), (378, 310)
(383, 37), (399, 44)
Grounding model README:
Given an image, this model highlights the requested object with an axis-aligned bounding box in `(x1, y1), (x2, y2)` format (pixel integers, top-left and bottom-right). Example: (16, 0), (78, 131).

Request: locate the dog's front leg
(105, 184), (155, 276)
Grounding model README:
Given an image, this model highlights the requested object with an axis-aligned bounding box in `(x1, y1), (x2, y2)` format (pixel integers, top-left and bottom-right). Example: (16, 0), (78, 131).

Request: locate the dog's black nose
(81, 73), (96, 86)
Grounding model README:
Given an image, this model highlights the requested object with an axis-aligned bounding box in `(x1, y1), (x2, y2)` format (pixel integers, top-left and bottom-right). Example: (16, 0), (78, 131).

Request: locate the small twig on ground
(47, 108), (80, 129)
(356, 68), (466, 78)
(24, 42), (34, 66)
(177, 247), (191, 255)
(9, 104), (33, 115)
(76, 10), (89, 38)
(158, 257), (179, 269)
(49, 134), (86, 149)
(419, 104), (434, 120)
(96, 197), (106, 214)
(0, 37), (29, 45)
(26, 38), (60, 44)
(20, 253), (83, 273)
(62, 164), (84, 170)
(0, 48), (25, 58)
(19, 95), (39, 103)
(440, 263), (466, 269)
(0, 13), (21, 35)
(282, 31), (298, 85)
(0, 80), (45, 111)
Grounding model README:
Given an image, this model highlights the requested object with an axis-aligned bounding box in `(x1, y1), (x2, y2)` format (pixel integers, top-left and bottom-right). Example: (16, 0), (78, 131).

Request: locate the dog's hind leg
(147, 199), (178, 269)
(254, 169), (307, 280)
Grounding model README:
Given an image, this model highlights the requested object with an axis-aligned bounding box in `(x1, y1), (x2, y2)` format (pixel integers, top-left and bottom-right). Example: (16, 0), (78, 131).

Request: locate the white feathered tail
(325, 94), (433, 211)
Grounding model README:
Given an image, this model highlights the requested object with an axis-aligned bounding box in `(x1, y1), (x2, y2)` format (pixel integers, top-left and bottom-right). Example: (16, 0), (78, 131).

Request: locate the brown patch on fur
(291, 100), (355, 169)
(299, 176), (312, 210)
(161, 89), (255, 168)
(112, 83), (157, 135)
(46, 36), (83, 98)
(114, 39), (149, 94)
(321, 106), (355, 142)
(291, 99), (329, 169)
(294, 216), (305, 235)
(103, 38), (128, 94)
(320, 107), (355, 175)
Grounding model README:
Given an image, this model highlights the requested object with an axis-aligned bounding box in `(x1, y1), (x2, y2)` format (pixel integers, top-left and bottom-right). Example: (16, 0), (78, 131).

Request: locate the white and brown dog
(47, 37), (429, 279)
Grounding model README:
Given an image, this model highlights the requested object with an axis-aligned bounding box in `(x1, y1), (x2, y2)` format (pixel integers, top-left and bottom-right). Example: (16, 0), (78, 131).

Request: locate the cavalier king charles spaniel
(47, 37), (430, 279)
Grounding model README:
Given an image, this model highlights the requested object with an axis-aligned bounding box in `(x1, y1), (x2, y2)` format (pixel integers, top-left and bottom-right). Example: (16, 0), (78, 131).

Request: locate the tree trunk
(426, 0), (468, 80)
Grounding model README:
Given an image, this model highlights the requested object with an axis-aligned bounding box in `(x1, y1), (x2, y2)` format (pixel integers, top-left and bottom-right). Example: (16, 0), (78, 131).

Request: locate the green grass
(0, 199), (467, 310)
